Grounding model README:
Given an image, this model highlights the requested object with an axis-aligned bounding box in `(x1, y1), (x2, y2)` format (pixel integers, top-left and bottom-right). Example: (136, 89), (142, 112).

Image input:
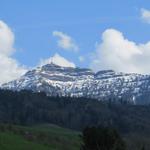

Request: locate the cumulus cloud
(0, 20), (27, 84)
(90, 28), (150, 74)
(0, 21), (15, 56)
(53, 31), (78, 52)
(39, 53), (76, 68)
(78, 56), (85, 62)
(141, 8), (150, 24)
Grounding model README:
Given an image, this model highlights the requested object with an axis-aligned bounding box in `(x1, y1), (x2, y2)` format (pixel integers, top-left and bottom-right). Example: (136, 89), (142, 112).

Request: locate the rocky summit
(2, 63), (150, 104)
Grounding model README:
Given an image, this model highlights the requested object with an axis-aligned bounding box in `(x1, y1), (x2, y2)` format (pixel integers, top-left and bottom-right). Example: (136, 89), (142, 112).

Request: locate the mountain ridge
(1, 63), (150, 104)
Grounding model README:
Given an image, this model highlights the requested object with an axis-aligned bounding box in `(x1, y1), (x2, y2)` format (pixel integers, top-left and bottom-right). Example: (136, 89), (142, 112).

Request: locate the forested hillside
(0, 89), (150, 135)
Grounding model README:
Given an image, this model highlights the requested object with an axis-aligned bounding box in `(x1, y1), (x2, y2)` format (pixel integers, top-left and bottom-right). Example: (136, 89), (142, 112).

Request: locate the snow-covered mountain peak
(1, 64), (150, 104)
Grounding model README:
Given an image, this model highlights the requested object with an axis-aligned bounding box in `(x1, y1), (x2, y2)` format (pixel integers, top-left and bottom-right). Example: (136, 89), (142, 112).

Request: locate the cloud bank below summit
(39, 53), (76, 68)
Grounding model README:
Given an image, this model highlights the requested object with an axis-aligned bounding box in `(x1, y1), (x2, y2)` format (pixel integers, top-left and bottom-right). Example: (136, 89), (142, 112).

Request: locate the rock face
(2, 63), (150, 104)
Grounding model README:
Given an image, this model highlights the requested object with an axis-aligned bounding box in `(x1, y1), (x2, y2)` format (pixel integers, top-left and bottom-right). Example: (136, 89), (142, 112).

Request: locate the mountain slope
(0, 124), (80, 150)
(2, 63), (150, 104)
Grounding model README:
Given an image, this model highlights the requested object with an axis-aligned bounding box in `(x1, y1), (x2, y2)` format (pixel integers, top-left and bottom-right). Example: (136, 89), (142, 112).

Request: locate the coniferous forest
(0, 89), (150, 133)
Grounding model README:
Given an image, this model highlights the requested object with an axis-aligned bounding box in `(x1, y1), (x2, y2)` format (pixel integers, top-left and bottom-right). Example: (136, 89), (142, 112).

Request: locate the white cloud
(53, 31), (78, 52)
(0, 21), (15, 56)
(0, 20), (27, 84)
(78, 56), (85, 62)
(141, 8), (150, 24)
(90, 28), (150, 74)
(39, 53), (76, 68)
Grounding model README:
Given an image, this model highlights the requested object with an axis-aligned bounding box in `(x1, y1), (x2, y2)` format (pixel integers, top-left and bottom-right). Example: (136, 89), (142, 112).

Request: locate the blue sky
(0, 0), (150, 83)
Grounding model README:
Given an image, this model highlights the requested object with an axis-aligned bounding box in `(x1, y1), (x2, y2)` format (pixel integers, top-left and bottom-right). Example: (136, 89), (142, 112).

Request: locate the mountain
(1, 63), (150, 104)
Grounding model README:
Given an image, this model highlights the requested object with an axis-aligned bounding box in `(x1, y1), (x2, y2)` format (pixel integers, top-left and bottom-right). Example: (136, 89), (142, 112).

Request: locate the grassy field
(0, 124), (81, 150)
(0, 124), (150, 150)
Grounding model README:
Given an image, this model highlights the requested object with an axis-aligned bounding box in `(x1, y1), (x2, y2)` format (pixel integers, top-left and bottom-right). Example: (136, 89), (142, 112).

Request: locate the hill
(1, 124), (150, 150)
(0, 89), (150, 135)
(1, 90), (150, 149)
(0, 124), (81, 150)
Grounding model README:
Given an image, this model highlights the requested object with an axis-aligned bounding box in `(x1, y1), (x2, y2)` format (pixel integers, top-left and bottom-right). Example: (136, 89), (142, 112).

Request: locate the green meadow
(0, 124), (81, 150)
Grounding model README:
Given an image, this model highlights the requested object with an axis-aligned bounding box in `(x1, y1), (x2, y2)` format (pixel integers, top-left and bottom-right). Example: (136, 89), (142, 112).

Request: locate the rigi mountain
(1, 63), (150, 104)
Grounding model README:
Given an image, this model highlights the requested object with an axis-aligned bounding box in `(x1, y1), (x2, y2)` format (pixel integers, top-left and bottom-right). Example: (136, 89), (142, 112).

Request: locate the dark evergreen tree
(81, 126), (126, 150)
(141, 145), (145, 150)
